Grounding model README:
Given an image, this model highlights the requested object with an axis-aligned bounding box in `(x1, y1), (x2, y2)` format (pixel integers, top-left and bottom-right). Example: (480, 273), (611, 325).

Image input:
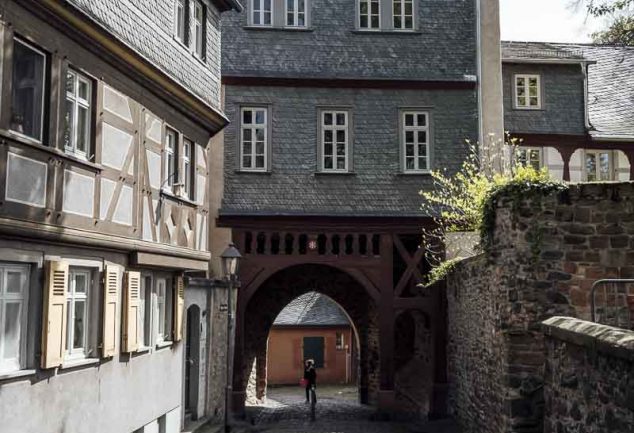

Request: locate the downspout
(582, 62), (592, 131)
(476, 0), (484, 146)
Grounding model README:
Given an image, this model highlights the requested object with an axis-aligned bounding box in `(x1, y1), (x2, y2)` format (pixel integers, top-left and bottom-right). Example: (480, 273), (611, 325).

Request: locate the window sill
(234, 169), (272, 175)
(155, 341), (173, 350)
(60, 357), (100, 370)
(160, 189), (199, 207)
(397, 171), (432, 176)
(0, 129), (102, 172)
(351, 29), (422, 35)
(0, 369), (36, 381)
(243, 25), (314, 32)
(130, 346), (152, 358)
(512, 107), (544, 112)
(314, 171), (356, 176)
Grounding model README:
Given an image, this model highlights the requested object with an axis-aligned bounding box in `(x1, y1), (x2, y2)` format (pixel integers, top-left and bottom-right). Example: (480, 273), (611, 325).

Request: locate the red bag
(299, 378), (308, 387)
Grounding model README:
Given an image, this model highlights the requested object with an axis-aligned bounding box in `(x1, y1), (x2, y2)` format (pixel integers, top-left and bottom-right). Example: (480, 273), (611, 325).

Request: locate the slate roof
(503, 41), (634, 139)
(273, 292), (351, 327)
(502, 41), (585, 62)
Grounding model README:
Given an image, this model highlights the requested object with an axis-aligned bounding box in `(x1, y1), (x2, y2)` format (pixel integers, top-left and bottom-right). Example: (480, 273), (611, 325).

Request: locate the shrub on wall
(419, 137), (566, 287)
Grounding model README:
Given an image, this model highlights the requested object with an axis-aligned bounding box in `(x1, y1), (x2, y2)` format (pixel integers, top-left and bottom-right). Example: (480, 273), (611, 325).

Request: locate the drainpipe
(582, 62), (592, 131)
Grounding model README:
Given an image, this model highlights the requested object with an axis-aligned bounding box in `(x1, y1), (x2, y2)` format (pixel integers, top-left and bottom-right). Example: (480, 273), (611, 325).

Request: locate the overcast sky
(500, 0), (606, 43)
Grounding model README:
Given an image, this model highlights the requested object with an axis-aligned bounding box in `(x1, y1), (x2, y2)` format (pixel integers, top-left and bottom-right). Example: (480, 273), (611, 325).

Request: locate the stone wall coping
(542, 316), (634, 362)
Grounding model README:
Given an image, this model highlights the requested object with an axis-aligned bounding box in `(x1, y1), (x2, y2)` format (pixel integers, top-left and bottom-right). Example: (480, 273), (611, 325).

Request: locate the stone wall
(542, 317), (634, 433)
(447, 182), (634, 433)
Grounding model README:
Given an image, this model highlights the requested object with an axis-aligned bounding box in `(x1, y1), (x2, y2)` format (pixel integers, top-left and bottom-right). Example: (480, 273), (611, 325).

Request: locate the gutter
(591, 135), (634, 142)
(502, 58), (596, 65)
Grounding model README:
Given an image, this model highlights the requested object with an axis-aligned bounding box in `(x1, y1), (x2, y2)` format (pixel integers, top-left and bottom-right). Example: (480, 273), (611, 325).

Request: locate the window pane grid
(0, 264), (29, 373)
(175, 0), (187, 43)
(252, 0), (272, 25)
(516, 147), (542, 171)
(359, 0), (380, 29)
(66, 269), (90, 358)
(515, 75), (541, 109)
(11, 39), (46, 142)
(241, 108), (267, 171)
(393, 0), (414, 29)
(165, 129), (178, 189)
(64, 70), (92, 158)
(286, 0), (306, 27)
(585, 150), (614, 182)
(193, 1), (205, 58)
(402, 112), (429, 172)
(321, 111), (348, 171)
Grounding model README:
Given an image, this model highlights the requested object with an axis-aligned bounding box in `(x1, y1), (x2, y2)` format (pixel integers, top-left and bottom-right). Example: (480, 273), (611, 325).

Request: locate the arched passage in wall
(233, 264), (379, 408)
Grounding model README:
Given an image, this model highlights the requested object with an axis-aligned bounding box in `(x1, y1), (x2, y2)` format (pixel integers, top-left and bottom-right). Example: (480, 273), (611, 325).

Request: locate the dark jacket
(303, 366), (316, 387)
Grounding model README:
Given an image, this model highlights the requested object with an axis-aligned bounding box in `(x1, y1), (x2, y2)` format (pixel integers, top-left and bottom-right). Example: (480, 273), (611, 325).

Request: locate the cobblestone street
(241, 387), (459, 433)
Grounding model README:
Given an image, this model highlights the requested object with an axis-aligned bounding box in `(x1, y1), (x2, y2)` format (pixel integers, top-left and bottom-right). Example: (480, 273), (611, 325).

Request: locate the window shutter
(122, 271), (141, 353)
(173, 275), (185, 342)
(102, 265), (120, 357)
(41, 260), (69, 369)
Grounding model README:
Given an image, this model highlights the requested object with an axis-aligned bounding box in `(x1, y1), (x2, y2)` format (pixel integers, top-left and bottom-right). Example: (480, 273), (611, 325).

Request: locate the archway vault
(224, 226), (447, 418)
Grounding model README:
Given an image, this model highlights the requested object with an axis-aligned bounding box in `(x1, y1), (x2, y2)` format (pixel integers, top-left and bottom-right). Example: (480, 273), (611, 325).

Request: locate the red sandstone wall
(267, 326), (355, 385)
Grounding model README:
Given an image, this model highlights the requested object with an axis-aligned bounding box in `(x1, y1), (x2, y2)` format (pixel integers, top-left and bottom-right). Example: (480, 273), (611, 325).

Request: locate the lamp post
(220, 243), (241, 433)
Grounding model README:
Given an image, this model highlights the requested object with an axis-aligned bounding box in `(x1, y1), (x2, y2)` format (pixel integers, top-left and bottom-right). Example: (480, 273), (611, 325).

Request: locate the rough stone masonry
(447, 182), (634, 433)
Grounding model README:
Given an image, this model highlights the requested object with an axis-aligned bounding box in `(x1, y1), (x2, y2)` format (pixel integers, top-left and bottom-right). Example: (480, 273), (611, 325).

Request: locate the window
(63, 69), (92, 159)
(155, 278), (173, 344)
(10, 38), (46, 142)
(0, 264), (29, 374)
(335, 332), (345, 350)
(240, 107), (267, 171)
(286, 0), (307, 27)
(515, 74), (541, 109)
(393, 0), (413, 29)
(66, 268), (91, 359)
(175, 0), (188, 44)
(585, 150), (614, 182)
(192, 0), (205, 58)
(183, 139), (194, 199)
(252, 0), (272, 26)
(320, 110), (349, 172)
(516, 147), (542, 171)
(165, 128), (178, 191)
(402, 111), (430, 172)
(359, 0), (380, 29)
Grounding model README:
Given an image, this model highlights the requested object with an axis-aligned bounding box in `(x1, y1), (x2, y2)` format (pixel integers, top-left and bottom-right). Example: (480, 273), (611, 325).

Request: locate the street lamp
(221, 243), (241, 433)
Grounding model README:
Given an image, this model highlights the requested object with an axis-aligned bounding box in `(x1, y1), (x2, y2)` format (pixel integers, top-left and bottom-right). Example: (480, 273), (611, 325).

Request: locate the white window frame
(358, 0), (381, 30)
(0, 263), (30, 374)
(320, 110), (350, 172)
(10, 38), (47, 143)
(514, 74), (542, 110)
(64, 69), (92, 159)
(516, 147), (543, 171)
(183, 139), (194, 199)
(392, 0), (414, 30)
(164, 128), (178, 192)
(335, 332), (344, 350)
(285, 0), (307, 27)
(174, 0), (188, 44)
(251, 0), (273, 26)
(401, 111), (430, 173)
(584, 149), (615, 182)
(240, 107), (268, 172)
(66, 268), (92, 360)
(192, 0), (205, 59)
(154, 277), (173, 345)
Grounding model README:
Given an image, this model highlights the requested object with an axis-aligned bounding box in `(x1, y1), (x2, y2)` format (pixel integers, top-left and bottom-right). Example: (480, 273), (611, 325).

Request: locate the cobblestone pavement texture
(233, 387), (460, 433)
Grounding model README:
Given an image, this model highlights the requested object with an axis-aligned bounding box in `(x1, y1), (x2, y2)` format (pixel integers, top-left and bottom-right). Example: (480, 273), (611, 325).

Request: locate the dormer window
(514, 74), (542, 109)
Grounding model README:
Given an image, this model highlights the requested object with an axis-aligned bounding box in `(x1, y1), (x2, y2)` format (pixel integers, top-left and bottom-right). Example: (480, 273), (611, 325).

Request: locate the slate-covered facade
(0, 0), (239, 432)
(502, 41), (634, 182)
(217, 0), (499, 419)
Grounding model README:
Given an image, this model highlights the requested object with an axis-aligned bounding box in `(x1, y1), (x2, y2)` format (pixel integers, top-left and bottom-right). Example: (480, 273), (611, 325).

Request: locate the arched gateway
(224, 221), (448, 419)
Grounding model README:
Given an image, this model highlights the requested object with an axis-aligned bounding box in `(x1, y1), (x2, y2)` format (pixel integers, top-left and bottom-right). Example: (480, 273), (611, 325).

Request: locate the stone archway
(234, 264), (379, 408)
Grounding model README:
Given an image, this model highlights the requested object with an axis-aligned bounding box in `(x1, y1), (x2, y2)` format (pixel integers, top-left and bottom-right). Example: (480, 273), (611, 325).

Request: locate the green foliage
(420, 258), (460, 288)
(577, 0), (634, 45)
(592, 16), (634, 45)
(419, 136), (567, 287)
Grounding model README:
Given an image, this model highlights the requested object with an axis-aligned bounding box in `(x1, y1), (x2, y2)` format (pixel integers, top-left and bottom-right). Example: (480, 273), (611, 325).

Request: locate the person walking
(303, 359), (316, 403)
